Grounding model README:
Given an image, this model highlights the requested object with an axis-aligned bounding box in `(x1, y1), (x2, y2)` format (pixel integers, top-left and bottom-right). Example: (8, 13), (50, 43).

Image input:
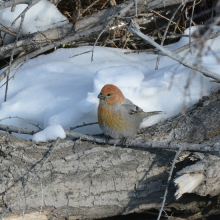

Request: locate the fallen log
(0, 90), (220, 219)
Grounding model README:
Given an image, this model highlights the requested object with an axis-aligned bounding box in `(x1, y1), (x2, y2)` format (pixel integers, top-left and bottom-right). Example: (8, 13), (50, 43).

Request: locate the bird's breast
(98, 104), (128, 131)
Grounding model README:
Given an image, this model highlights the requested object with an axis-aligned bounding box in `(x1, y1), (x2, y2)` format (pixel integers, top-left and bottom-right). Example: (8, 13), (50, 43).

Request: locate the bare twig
(127, 19), (220, 82)
(69, 50), (92, 58)
(91, 28), (106, 61)
(37, 176), (43, 220)
(0, 123), (40, 135)
(173, 30), (220, 54)
(0, 116), (42, 130)
(11, 0), (39, 26)
(70, 122), (98, 130)
(124, 23), (220, 58)
(157, 148), (182, 220)
(0, 23), (18, 37)
(155, 1), (186, 70)
(0, 62), (25, 88)
(151, 8), (183, 31)
(188, 0), (196, 53)
(185, 1), (204, 52)
(77, 0), (101, 19)
(134, 0), (138, 17)
(4, 0), (39, 102)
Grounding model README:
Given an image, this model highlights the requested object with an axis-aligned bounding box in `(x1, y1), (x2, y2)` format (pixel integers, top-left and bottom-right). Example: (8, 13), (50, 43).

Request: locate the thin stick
(4, 11), (25, 101)
(155, 2), (186, 70)
(0, 121), (219, 152)
(157, 148), (182, 220)
(69, 50), (92, 58)
(77, 0), (101, 19)
(37, 176), (43, 220)
(0, 116), (42, 130)
(151, 8), (183, 31)
(135, 0), (138, 17)
(173, 30), (220, 54)
(4, 0), (39, 102)
(11, 0), (39, 26)
(189, 0), (196, 54)
(70, 122), (98, 130)
(128, 19), (220, 82)
(91, 28), (107, 61)
(0, 24), (18, 36)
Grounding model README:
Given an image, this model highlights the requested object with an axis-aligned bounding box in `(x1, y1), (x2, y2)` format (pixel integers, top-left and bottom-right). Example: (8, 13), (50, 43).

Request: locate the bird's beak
(98, 93), (105, 99)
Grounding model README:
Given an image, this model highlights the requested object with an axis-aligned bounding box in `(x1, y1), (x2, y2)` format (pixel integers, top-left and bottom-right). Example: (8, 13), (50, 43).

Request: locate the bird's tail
(144, 111), (165, 118)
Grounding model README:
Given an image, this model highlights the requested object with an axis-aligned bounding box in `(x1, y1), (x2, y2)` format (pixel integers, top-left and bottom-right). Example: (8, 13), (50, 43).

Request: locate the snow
(0, 3), (220, 142)
(32, 124), (66, 142)
(0, 0), (68, 44)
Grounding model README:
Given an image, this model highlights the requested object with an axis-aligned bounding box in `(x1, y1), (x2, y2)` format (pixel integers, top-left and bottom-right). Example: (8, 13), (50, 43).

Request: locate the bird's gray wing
(122, 98), (164, 118)
(121, 98), (144, 115)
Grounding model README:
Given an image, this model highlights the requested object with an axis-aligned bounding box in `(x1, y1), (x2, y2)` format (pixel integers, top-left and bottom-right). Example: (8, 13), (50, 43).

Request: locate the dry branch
(157, 148), (182, 220)
(128, 19), (220, 82)
(0, 122), (219, 153)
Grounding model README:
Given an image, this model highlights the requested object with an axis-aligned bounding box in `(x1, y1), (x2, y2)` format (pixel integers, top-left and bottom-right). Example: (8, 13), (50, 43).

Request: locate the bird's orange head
(98, 84), (125, 105)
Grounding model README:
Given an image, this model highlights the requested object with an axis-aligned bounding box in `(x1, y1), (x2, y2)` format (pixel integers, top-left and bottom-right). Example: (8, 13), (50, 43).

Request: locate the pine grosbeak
(97, 84), (163, 139)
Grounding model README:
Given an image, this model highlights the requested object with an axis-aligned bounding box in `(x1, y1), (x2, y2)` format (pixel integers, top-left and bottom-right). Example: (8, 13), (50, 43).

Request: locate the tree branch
(65, 130), (220, 152)
(0, 121), (219, 152)
(127, 19), (220, 82)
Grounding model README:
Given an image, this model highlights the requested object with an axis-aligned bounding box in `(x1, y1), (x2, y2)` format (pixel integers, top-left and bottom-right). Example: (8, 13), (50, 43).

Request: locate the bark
(140, 90), (220, 143)
(0, 90), (220, 220)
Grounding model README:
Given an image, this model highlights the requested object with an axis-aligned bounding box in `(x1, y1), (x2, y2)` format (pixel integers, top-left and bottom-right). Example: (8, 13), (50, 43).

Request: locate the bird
(97, 84), (163, 140)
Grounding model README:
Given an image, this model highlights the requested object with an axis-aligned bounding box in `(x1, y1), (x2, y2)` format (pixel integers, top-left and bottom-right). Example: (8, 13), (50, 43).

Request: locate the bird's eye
(107, 93), (111, 96)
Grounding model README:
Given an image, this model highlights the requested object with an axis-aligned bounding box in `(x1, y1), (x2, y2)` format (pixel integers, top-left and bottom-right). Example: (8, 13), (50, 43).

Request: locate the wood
(140, 91), (220, 143)
(1, 90), (220, 219)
